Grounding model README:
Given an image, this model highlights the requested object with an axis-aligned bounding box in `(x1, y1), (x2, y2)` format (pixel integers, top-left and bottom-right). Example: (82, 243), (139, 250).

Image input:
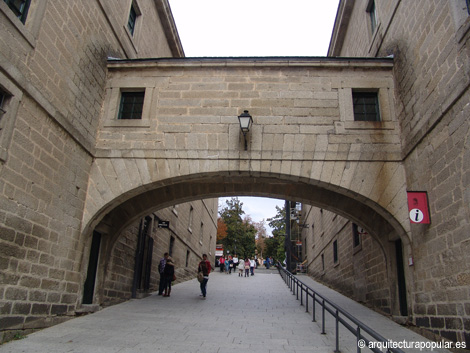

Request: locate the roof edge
(328, 0), (355, 57)
(154, 0), (185, 58)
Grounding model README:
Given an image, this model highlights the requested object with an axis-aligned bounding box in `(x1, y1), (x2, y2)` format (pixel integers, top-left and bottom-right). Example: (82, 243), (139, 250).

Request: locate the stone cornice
(107, 56), (394, 69)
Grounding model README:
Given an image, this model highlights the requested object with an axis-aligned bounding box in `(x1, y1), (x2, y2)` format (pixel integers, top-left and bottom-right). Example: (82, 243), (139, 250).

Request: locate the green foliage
(265, 204), (287, 262)
(219, 198), (256, 258)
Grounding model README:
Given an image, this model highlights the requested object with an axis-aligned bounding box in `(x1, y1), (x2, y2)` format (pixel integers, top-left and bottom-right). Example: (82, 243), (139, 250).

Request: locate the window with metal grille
(3, 0), (30, 23)
(352, 223), (361, 248)
(352, 91), (381, 121)
(118, 91), (144, 119)
(127, 3), (137, 35)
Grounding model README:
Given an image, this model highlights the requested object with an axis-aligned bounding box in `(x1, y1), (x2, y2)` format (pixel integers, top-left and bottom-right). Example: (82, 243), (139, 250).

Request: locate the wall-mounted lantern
(238, 110), (253, 150)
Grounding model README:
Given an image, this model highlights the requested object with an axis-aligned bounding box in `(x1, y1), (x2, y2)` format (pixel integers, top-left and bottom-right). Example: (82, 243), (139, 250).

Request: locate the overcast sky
(168, 1), (340, 234)
(169, 0), (340, 57)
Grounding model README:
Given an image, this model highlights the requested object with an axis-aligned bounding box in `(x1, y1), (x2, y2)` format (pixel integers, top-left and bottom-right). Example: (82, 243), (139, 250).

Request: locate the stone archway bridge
(84, 57), (410, 260)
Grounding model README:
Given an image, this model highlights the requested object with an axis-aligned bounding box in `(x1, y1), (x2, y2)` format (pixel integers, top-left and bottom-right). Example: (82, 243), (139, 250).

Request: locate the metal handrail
(277, 263), (405, 353)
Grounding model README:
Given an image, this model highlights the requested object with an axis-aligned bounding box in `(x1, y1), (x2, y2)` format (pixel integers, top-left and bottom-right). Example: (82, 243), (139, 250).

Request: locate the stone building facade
(301, 0), (470, 345)
(0, 0), (216, 342)
(103, 200), (217, 306)
(300, 206), (391, 315)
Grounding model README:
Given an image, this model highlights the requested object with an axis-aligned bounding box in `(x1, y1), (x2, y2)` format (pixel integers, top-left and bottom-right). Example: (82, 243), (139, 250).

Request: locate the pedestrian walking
(244, 258), (250, 277)
(224, 256), (230, 274)
(238, 260), (244, 276)
(162, 257), (175, 297)
(232, 255), (239, 272)
(228, 257), (233, 274)
(198, 254), (212, 298)
(158, 252), (169, 295)
(250, 257), (256, 276)
(219, 256), (225, 272)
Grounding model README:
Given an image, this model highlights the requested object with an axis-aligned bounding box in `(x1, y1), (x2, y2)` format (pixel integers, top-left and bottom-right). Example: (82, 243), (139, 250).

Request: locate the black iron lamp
(238, 110), (253, 150)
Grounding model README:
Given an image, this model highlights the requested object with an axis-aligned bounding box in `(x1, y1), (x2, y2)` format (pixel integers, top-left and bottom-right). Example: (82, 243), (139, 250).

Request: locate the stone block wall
(0, 96), (92, 338)
(0, 0), (182, 341)
(329, 0), (470, 344)
(301, 206), (391, 315)
(103, 199), (217, 305)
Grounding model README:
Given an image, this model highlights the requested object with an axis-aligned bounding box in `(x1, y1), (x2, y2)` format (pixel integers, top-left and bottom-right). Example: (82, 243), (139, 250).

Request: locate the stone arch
(81, 169), (413, 315)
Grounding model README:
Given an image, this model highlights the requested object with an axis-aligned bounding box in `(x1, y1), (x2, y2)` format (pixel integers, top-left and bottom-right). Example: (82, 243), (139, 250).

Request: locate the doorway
(82, 231), (101, 304)
(395, 239), (408, 316)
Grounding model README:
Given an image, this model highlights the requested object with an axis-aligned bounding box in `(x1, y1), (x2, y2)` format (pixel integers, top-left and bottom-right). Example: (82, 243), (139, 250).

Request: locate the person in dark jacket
(162, 257), (175, 297)
(198, 254), (212, 299)
(158, 252), (169, 295)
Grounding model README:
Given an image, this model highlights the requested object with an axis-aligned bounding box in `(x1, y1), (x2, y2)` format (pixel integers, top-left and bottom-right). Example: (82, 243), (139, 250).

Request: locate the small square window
(4, 0), (30, 23)
(352, 91), (381, 121)
(118, 91), (144, 120)
(128, 3), (138, 36)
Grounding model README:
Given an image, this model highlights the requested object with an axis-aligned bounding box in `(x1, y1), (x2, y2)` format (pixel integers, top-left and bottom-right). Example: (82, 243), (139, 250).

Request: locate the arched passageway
(81, 171), (412, 316)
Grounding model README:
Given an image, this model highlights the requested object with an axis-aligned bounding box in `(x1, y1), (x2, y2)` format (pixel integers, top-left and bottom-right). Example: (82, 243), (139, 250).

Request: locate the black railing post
(356, 327), (361, 353)
(312, 292), (316, 322)
(300, 283), (303, 306)
(321, 299), (326, 334)
(305, 287), (309, 312)
(335, 309), (340, 353)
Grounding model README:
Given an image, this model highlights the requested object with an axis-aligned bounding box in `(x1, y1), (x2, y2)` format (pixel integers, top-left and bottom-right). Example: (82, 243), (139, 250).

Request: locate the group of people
(158, 253), (213, 299)
(217, 255), (258, 277)
(157, 253), (273, 300)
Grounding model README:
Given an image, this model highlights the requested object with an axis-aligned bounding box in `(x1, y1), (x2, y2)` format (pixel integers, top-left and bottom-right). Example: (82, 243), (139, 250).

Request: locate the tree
(265, 205), (287, 262)
(218, 198), (256, 258)
(216, 218), (227, 242)
(253, 220), (267, 258)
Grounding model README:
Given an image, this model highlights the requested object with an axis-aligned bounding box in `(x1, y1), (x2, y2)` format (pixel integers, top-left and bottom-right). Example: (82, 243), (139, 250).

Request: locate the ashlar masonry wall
(329, 0), (470, 344)
(301, 206), (390, 314)
(103, 199), (217, 305)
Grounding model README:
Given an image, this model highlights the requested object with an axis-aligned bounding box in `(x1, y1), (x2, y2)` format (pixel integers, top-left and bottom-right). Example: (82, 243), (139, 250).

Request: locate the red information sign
(407, 192), (430, 224)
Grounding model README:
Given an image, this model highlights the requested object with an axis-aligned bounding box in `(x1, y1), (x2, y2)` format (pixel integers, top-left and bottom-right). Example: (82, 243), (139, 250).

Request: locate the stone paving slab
(0, 269), (452, 353)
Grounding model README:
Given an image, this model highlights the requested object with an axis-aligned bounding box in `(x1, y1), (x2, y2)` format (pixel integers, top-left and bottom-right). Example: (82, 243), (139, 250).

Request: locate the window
(199, 222), (204, 244)
(367, 0), (377, 34)
(321, 253), (325, 271)
(0, 74), (22, 162)
(352, 223), (361, 248)
(3, 0), (30, 23)
(0, 89), (7, 119)
(333, 240), (338, 264)
(127, 2), (138, 36)
(352, 91), (381, 121)
(185, 250), (190, 267)
(467, 0), (470, 15)
(169, 236), (175, 257)
(118, 91), (144, 119)
(188, 205), (194, 232)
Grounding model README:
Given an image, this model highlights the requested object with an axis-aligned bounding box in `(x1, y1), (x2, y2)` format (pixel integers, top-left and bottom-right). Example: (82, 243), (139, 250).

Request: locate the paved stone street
(0, 269), (450, 353)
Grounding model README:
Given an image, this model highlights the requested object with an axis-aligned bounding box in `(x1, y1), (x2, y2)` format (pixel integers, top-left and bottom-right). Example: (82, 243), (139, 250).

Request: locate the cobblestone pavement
(0, 268), (451, 353)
